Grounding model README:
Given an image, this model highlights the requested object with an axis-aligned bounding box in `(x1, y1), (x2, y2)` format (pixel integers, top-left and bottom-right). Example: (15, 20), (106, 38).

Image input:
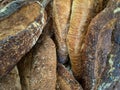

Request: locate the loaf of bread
(0, 1), (47, 78)
(18, 36), (57, 90)
(81, 0), (120, 89)
(67, 0), (104, 81)
(53, 0), (71, 64)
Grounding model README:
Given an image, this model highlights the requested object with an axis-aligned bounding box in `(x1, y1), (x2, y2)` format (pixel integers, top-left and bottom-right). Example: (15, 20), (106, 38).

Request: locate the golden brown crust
(67, 0), (104, 80)
(0, 66), (21, 90)
(0, 2), (40, 40)
(53, 0), (71, 63)
(18, 36), (57, 90)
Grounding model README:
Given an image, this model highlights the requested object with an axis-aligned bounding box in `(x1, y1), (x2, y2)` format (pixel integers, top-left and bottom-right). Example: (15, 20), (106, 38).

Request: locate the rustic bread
(0, 1), (47, 78)
(67, 0), (104, 80)
(81, 0), (120, 89)
(53, 0), (71, 64)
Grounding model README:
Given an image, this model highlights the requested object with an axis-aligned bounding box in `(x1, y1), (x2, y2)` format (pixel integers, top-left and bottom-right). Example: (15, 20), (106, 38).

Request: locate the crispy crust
(53, 0), (71, 64)
(0, 2), (47, 78)
(81, 0), (120, 89)
(18, 36), (57, 90)
(67, 0), (104, 80)
(56, 63), (83, 90)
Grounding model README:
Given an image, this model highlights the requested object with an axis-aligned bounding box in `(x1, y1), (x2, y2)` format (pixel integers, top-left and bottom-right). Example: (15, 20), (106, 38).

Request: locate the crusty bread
(18, 36), (56, 90)
(67, 0), (104, 81)
(53, 0), (71, 64)
(81, 0), (120, 89)
(0, 2), (47, 78)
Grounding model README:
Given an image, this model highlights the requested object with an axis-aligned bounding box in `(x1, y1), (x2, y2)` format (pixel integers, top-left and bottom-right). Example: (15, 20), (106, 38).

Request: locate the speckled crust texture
(67, 0), (104, 81)
(94, 19), (117, 90)
(108, 78), (120, 90)
(18, 36), (57, 90)
(56, 63), (83, 90)
(0, 2), (47, 78)
(53, 0), (71, 64)
(81, 0), (120, 89)
(0, 66), (21, 90)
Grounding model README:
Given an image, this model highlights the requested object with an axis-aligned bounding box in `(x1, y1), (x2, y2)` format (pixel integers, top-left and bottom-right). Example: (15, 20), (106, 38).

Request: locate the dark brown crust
(94, 19), (117, 90)
(80, 0), (120, 89)
(0, 2), (47, 78)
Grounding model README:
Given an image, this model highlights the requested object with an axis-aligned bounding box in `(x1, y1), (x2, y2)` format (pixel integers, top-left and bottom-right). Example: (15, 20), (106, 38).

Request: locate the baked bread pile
(0, 0), (120, 90)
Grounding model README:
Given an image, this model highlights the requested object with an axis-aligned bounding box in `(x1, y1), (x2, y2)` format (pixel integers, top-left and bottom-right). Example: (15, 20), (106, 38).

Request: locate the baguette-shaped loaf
(0, 1), (47, 78)
(67, 0), (104, 80)
(53, 0), (71, 64)
(18, 36), (57, 90)
(81, 0), (120, 89)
